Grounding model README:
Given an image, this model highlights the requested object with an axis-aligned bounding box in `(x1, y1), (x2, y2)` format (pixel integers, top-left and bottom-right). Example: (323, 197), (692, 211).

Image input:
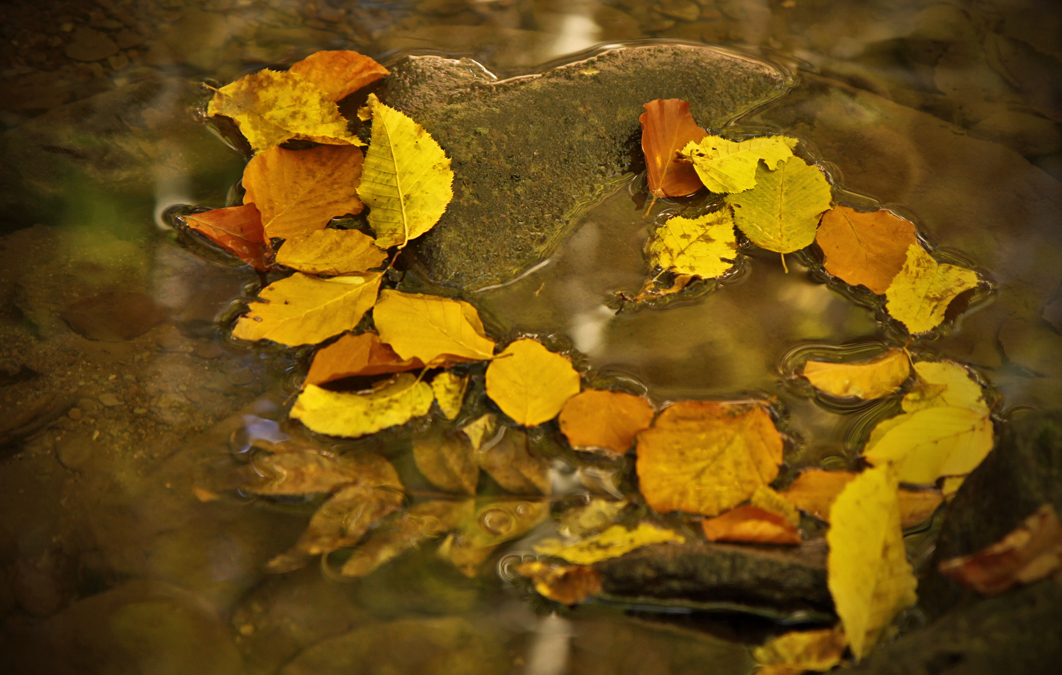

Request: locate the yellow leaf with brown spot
(885, 244), (979, 334)
(534, 522), (685, 565)
(431, 371), (468, 420)
(288, 50), (389, 102)
(751, 628), (847, 675)
(816, 206), (919, 294)
(801, 349), (911, 400)
(373, 290), (495, 364)
(782, 469), (944, 528)
(486, 339), (581, 427)
(516, 561), (602, 605)
(304, 332), (423, 387)
(290, 374), (433, 438)
(645, 210), (738, 278)
(275, 229), (386, 275)
(412, 428), (479, 495)
(701, 505), (802, 545)
(558, 389), (654, 456)
(635, 400), (783, 516)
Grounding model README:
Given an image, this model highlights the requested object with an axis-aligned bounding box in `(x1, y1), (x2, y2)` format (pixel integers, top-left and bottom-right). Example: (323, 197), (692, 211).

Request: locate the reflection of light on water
(525, 613), (572, 675)
(569, 304), (614, 356)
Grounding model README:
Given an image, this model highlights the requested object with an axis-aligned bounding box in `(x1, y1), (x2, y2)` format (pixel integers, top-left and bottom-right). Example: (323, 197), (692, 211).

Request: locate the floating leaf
(232, 272), (382, 347)
(645, 210), (738, 278)
(751, 628), (847, 675)
(816, 206), (918, 294)
(275, 228), (386, 275)
(291, 374), (434, 438)
(725, 156), (832, 254)
(431, 371), (468, 420)
(938, 504), (1062, 595)
(701, 505), (802, 545)
(516, 561), (602, 605)
(640, 98), (707, 199)
(636, 400), (783, 516)
(243, 145), (364, 240)
(304, 332), (423, 387)
(750, 485), (801, 527)
(288, 49), (389, 102)
(341, 499), (472, 577)
(558, 389), (654, 456)
(782, 469), (944, 528)
(207, 69), (362, 152)
(534, 522), (685, 565)
(246, 449), (399, 496)
(485, 339), (581, 427)
(826, 465), (917, 660)
(902, 360), (988, 414)
(183, 204), (272, 271)
(357, 93), (454, 248)
(885, 244), (980, 334)
(681, 134), (797, 194)
(800, 349), (911, 400)
(413, 428), (479, 495)
(373, 290), (495, 364)
(476, 427), (550, 495)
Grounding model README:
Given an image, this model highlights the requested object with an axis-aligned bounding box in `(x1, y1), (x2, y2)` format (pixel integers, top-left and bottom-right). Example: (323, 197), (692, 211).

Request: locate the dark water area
(1, 1), (1060, 674)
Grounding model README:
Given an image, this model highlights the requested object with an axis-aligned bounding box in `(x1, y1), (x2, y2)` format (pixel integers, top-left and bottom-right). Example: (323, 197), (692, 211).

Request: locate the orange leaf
(304, 332), (423, 387)
(516, 561), (602, 605)
(783, 469), (944, 528)
(558, 389), (655, 456)
(243, 145), (364, 240)
(816, 206), (919, 294)
(288, 50), (390, 102)
(701, 505), (802, 545)
(183, 204), (272, 271)
(640, 99), (707, 199)
(938, 503), (1062, 595)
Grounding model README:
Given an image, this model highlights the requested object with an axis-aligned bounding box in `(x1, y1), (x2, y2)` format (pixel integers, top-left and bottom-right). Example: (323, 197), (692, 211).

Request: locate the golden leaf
(290, 374), (434, 438)
(207, 69), (362, 152)
(681, 134), (797, 194)
(516, 561), (602, 605)
(275, 228), (386, 275)
(232, 272), (381, 347)
(288, 50), (389, 102)
(750, 485), (801, 527)
(884, 244), (980, 334)
(476, 427), (550, 495)
(902, 360), (989, 414)
(183, 204), (272, 271)
(782, 469), (944, 528)
(304, 331), (423, 387)
(460, 413), (498, 452)
(751, 628), (846, 675)
(800, 349), (911, 400)
(557, 498), (630, 538)
(533, 522), (685, 565)
(826, 465), (917, 660)
(243, 145), (364, 240)
(485, 339), (581, 427)
(357, 94), (454, 248)
(412, 428), (479, 495)
(558, 389), (655, 456)
(645, 210), (738, 278)
(816, 206), (918, 294)
(373, 290), (496, 364)
(341, 499), (473, 577)
(635, 400), (783, 516)
(431, 371), (468, 420)
(701, 505), (802, 545)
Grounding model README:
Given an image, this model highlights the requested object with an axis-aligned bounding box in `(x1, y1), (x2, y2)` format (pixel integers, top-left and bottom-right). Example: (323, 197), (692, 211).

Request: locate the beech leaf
(275, 228), (386, 275)
(485, 339), (581, 427)
(681, 134), (798, 194)
(885, 244), (980, 334)
(558, 389), (655, 456)
(304, 332), (423, 387)
(373, 290), (496, 364)
(413, 428), (479, 495)
(431, 371), (468, 420)
(183, 204), (272, 271)
(701, 505), (802, 545)
(640, 98), (707, 199)
(800, 349), (911, 400)
(291, 374), (434, 438)
(288, 49), (389, 102)
(534, 522), (685, 565)
(645, 210), (738, 278)
(816, 206), (918, 294)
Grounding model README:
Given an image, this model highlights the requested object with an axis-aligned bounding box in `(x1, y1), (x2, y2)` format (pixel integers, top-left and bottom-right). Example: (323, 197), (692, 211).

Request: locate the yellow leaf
(884, 244), (980, 334)
(412, 428), (479, 495)
(460, 413), (498, 451)
(782, 469), (944, 528)
(207, 69), (362, 152)
(750, 485), (801, 527)
(476, 427), (550, 495)
(431, 371), (468, 420)
(725, 156), (832, 254)
(681, 135), (798, 193)
(534, 522), (685, 565)
(826, 465), (917, 660)
(635, 400), (784, 516)
(232, 272), (381, 347)
(863, 405), (994, 484)
(645, 210), (738, 278)
(800, 349), (911, 400)
(290, 374), (434, 438)
(751, 628), (846, 674)
(357, 94), (454, 248)
(902, 360), (988, 414)
(243, 145), (365, 240)
(516, 561), (602, 605)
(373, 290), (495, 364)
(288, 50), (389, 103)
(485, 339), (581, 427)
(558, 389), (655, 456)
(275, 228), (386, 275)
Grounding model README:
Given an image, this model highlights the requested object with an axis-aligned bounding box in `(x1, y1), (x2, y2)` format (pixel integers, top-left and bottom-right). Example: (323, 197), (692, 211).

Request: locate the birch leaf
(357, 94), (453, 248)
(701, 505), (802, 545)
(558, 389), (655, 456)
(800, 349), (911, 400)
(183, 204), (272, 271)
(885, 244), (980, 334)
(485, 339), (581, 427)
(413, 428), (479, 495)
(534, 523), (685, 565)
(645, 210), (738, 278)
(275, 228), (386, 275)
(681, 134), (797, 194)
(291, 374), (434, 438)
(640, 98), (707, 198)
(304, 332), (423, 387)
(431, 371), (468, 420)
(373, 290), (495, 364)
(232, 272), (381, 347)
(816, 206), (918, 294)
(725, 157), (832, 254)
(288, 49), (389, 102)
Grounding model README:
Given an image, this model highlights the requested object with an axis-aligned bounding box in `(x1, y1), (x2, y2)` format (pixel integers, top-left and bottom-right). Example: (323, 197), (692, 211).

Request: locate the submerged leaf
(413, 428), (479, 495)
(485, 339), (581, 427)
(431, 371), (468, 420)
(885, 244), (979, 334)
(291, 374), (434, 438)
(288, 49), (389, 102)
(558, 389), (655, 456)
(645, 210), (738, 278)
(800, 349), (911, 400)
(373, 290), (495, 364)
(640, 98), (707, 199)
(442, 498), (548, 576)
(275, 228), (386, 276)
(816, 206), (918, 294)
(183, 204), (272, 271)
(246, 449), (399, 496)
(341, 499), (472, 577)
(476, 427), (550, 495)
(516, 561), (602, 605)
(701, 505), (802, 545)
(534, 522), (685, 565)
(681, 134), (797, 194)
(304, 332), (423, 387)
(726, 157), (832, 254)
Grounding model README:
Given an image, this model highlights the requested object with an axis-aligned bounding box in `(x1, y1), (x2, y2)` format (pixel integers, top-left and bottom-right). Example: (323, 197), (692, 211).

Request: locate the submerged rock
(385, 44), (792, 289)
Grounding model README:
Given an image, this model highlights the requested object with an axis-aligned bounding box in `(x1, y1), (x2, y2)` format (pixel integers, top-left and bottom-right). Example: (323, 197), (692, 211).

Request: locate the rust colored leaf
(288, 49), (389, 102)
(816, 206), (918, 294)
(183, 204), (272, 271)
(938, 504), (1062, 595)
(476, 427), (550, 495)
(640, 99), (707, 199)
(304, 332), (423, 387)
(559, 389), (655, 456)
(783, 469), (944, 528)
(516, 561), (602, 605)
(701, 505), (802, 545)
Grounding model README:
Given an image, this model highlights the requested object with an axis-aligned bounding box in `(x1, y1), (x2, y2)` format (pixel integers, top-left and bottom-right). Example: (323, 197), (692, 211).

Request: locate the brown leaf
(288, 50), (389, 102)
(516, 561), (602, 605)
(304, 332), (423, 387)
(816, 206), (918, 294)
(640, 99), (707, 198)
(413, 427), (480, 495)
(341, 499), (473, 577)
(701, 505), (802, 545)
(245, 448), (401, 496)
(559, 389), (655, 456)
(476, 427), (551, 495)
(183, 204), (272, 271)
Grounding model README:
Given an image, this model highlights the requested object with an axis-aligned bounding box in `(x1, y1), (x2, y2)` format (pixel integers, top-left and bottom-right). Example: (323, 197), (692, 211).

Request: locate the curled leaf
(373, 290), (496, 364)
(288, 50), (389, 102)
(816, 206), (918, 294)
(800, 349), (911, 400)
(275, 228), (386, 276)
(640, 98), (707, 199)
(885, 244), (979, 334)
(559, 389), (654, 456)
(291, 374), (434, 438)
(485, 339), (581, 427)
(681, 134), (797, 194)
(645, 210), (738, 279)
(183, 204), (272, 271)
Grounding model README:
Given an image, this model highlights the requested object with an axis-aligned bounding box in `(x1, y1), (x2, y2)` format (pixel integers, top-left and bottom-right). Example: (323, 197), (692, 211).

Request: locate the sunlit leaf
(413, 428), (479, 495)
(516, 561), (602, 605)
(341, 499), (472, 577)
(485, 339), (581, 427)
(476, 427), (550, 495)
(232, 272), (382, 347)
(183, 204), (272, 271)
(701, 505), (802, 545)
(304, 331), (423, 387)
(275, 228), (386, 275)
(431, 371), (468, 420)
(373, 290), (495, 364)
(816, 206), (918, 294)
(534, 522), (685, 565)
(800, 349), (911, 400)
(782, 469), (944, 528)
(863, 405), (994, 484)
(902, 360), (989, 414)
(558, 389), (654, 456)
(884, 244), (980, 334)
(645, 210), (738, 278)
(751, 628), (846, 675)
(291, 374), (434, 438)
(288, 49), (389, 102)
(681, 134), (797, 194)
(640, 98), (707, 199)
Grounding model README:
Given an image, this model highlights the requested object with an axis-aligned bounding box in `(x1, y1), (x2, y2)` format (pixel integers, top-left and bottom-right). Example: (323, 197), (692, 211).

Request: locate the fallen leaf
(826, 465), (917, 660)
(431, 371), (468, 420)
(863, 405), (994, 484)
(246, 448), (398, 496)
(645, 210), (738, 278)
(460, 413), (498, 452)
(516, 561), (602, 604)
(885, 244), (980, 334)
(635, 400), (784, 516)
(783, 469), (944, 528)
(232, 272), (382, 347)
(639, 98), (707, 199)
(291, 374), (434, 438)
(751, 628), (847, 675)
(413, 428), (479, 495)
(288, 49), (389, 102)
(341, 499), (472, 577)
(183, 204), (272, 271)
(357, 93), (454, 248)
(534, 522), (685, 565)
(815, 206), (918, 294)
(243, 145), (365, 240)
(800, 349), (911, 400)
(275, 228), (386, 275)
(476, 427), (550, 495)
(902, 361), (989, 414)
(373, 290), (496, 364)
(701, 505), (802, 545)
(558, 389), (655, 456)
(442, 498), (548, 576)
(557, 498), (630, 538)
(725, 156), (832, 254)
(304, 332), (423, 387)
(938, 504), (1062, 594)
(750, 485), (801, 527)
(485, 339), (581, 427)
(941, 475), (965, 498)
(681, 134), (797, 194)
(207, 69), (362, 152)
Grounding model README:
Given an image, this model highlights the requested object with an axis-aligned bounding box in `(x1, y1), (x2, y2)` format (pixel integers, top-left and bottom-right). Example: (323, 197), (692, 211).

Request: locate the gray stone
(384, 44), (791, 289)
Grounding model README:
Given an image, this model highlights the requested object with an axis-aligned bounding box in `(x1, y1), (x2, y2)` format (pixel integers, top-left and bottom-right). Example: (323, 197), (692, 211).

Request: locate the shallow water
(1, 1), (1060, 673)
